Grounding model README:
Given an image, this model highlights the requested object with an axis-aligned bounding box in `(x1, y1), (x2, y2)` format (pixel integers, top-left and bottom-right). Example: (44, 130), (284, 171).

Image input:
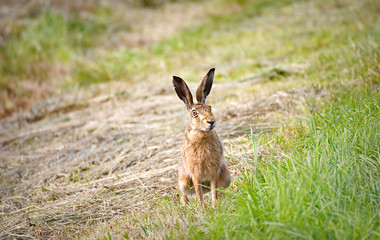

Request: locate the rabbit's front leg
(211, 178), (218, 208)
(193, 178), (204, 204)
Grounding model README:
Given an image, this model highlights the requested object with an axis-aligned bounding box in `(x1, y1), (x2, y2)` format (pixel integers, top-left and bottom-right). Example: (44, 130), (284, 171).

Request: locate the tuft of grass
(69, 48), (157, 86)
(71, 50), (139, 86)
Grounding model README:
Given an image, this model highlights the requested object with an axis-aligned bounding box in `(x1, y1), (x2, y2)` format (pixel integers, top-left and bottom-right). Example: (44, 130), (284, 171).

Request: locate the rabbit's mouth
(205, 121), (216, 131)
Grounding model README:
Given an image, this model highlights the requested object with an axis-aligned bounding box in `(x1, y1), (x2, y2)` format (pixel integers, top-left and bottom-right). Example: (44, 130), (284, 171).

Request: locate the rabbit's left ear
(196, 68), (215, 104)
(173, 76), (194, 109)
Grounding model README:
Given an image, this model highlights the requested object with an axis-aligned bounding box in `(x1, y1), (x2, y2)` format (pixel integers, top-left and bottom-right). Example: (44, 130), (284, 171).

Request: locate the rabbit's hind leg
(218, 163), (231, 189)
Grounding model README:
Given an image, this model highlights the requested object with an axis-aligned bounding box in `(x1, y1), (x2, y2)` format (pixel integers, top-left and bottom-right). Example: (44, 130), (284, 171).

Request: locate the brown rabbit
(173, 68), (231, 205)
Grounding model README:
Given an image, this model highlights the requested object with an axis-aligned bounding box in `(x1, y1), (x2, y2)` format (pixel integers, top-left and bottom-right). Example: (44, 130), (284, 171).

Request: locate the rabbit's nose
(207, 121), (215, 127)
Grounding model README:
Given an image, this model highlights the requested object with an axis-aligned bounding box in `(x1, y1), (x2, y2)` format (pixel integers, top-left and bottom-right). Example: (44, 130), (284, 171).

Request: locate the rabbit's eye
(192, 109), (198, 117)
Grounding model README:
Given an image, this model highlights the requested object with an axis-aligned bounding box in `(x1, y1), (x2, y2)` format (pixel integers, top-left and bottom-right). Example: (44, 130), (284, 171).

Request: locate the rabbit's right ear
(196, 68), (214, 104)
(173, 76), (193, 109)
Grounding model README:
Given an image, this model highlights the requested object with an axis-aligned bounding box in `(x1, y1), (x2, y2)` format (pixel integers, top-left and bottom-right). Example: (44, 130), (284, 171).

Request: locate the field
(0, 0), (379, 239)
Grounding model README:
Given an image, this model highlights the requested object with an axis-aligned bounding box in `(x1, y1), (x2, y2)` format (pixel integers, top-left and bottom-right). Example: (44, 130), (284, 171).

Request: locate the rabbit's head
(173, 68), (216, 131)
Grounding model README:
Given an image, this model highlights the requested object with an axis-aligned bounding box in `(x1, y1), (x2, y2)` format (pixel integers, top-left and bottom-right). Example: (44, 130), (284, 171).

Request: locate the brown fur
(173, 69), (231, 205)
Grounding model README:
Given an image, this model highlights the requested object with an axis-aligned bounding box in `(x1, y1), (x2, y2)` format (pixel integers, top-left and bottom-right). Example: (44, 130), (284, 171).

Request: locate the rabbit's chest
(182, 130), (223, 175)
(183, 141), (221, 172)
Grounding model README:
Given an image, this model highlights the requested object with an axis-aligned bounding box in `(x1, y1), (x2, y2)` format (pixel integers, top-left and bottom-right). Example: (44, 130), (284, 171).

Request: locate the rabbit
(172, 68), (231, 205)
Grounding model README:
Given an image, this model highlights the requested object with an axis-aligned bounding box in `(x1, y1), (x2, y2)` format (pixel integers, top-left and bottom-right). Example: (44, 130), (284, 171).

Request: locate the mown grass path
(0, 68), (318, 238)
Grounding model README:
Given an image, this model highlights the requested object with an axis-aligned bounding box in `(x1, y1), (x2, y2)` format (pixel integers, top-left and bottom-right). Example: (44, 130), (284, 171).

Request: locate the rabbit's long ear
(196, 68), (215, 104)
(173, 76), (193, 108)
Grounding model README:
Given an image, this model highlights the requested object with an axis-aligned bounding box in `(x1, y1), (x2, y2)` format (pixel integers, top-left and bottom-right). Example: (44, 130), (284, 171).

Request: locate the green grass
(0, 7), (115, 79)
(182, 87), (379, 239)
(71, 49), (139, 86)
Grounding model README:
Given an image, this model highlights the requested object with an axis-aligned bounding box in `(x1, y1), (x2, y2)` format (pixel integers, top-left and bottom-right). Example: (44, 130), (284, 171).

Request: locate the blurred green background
(1, 0), (378, 118)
